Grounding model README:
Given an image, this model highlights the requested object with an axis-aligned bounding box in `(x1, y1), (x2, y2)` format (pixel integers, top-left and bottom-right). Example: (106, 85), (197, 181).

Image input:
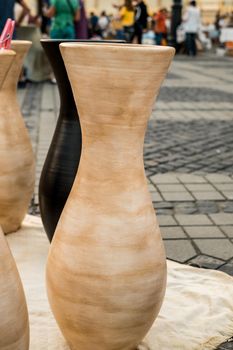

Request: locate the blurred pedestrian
(39, 0), (51, 35)
(119, 0), (135, 43)
(132, 0), (148, 44)
(89, 11), (99, 37)
(183, 0), (201, 56)
(43, 0), (80, 39)
(110, 15), (125, 40)
(154, 8), (167, 45)
(0, 0), (30, 33)
(75, 0), (88, 39)
(98, 10), (109, 38)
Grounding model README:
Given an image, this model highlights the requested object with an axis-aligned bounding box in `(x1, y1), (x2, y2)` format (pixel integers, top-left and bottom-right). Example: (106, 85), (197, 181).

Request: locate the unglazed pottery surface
(47, 43), (175, 350)
(0, 41), (35, 234)
(0, 226), (29, 349)
(0, 50), (16, 89)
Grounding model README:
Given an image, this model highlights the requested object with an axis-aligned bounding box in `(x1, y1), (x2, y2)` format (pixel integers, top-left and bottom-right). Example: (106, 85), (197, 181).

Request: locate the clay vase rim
(10, 40), (32, 54)
(11, 40), (32, 46)
(0, 49), (16, 56)
(60, 42), (176, 54)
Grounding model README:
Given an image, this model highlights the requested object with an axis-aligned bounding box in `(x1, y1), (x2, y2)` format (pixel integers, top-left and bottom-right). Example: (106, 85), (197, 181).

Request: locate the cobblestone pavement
(18, 52), (233, 349)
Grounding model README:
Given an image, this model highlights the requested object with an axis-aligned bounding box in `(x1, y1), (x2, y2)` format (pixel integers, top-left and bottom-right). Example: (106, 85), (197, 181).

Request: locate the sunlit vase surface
(0, 41), (35, 234)
(0, 225), (29, 349)
(46, 43), (175, 350)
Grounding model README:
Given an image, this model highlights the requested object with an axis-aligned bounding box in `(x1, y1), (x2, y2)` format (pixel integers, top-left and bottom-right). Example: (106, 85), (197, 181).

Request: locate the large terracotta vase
(46, 43), (175, 350)
(39, 39), (124, 242)
(0, 226), (29, 349)
(0, 41), (35, 234)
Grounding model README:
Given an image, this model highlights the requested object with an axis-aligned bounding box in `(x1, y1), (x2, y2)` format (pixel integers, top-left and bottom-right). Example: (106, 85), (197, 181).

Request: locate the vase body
(39, 39), (124, 242)
(0, 225), (29, 349)
(0, 50), (15, 89)
(0, 41), (35, 234)
(46, 43), (175, 350)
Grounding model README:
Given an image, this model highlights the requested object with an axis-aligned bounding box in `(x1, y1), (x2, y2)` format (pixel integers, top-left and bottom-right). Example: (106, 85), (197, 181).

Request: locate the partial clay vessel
(0, 50), (15, 89)
(46, 43), (175, 350)
(0, 226), (29, 349)
(0, 41), (35, 234)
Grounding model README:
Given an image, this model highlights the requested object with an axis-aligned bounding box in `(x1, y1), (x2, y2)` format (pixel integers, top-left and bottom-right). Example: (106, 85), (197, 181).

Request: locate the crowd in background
(0, 0), (233, 56)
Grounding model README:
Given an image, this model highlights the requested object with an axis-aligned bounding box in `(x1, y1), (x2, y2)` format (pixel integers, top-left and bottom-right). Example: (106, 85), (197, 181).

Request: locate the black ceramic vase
(39, 39), (124, 242)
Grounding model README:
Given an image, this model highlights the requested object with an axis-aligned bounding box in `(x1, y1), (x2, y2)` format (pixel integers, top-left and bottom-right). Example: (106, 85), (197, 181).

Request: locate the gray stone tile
(157, 215), (177, 226)
(209, 213), (233, 225)
(220, 226), (233, 237)
(218, 263), (233, 276)
(205, 174), (233, 183)
(154, 202), (173, 209)
(164, 240), (196, 263)
(184, 226), (225, 238)
(175, 214), (213, 226)
(194, 239), (233, 260)
(185, 184), (216, 191)
(150, 174), (180, 184)
(161, 226), (186, 239)
(157, 184), (186, 192)
(214, 184), (233, 191)
(148, 184), (156, 192)
(187, 255), (225, 269)
(178, 174), (207, 183)
(150, 192), (163, 202)
(162, 192), (194, 201)
(222, 191), (233, 200)
(192, 191), (225, 200)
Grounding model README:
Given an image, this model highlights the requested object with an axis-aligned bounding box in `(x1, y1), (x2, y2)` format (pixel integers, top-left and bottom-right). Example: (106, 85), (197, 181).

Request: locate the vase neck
(2, 42), (31, 91)
(50, 60), (76, 114)
(41, 43), (78, 117)
(79, 121), (146, 185)
(60, 44), (175, 127)
(0, 51), (15, 89)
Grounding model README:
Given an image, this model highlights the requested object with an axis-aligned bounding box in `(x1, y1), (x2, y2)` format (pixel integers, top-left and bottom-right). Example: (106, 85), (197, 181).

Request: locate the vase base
(2, 223), (21, 235)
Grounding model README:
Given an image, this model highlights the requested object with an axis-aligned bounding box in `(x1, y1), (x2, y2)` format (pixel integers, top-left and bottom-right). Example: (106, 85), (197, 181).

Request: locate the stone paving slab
(184, 226), (225, 238)
(158, 213), (233, 265)
(194, 238), (233, 260)
(145, 119), (233, 174)
(149, 173), (233, 203)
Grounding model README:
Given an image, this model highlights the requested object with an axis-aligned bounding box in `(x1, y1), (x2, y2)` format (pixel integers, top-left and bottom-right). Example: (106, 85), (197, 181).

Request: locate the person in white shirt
(98, 11), (109, 38)
(183, 0), (201, 56)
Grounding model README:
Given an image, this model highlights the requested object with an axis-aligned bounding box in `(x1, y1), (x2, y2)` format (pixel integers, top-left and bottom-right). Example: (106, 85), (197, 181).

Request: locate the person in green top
(43, 0), (80, 39)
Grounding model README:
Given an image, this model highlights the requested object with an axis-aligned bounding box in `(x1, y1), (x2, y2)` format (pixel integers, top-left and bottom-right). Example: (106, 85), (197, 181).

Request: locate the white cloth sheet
(6, 215), (233, 350)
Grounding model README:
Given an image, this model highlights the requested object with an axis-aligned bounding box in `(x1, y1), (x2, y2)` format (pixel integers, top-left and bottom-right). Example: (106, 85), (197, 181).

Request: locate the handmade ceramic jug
(0, 226), (29, 349)
(46, 43), (175, 350)
(39, 39), (124, 242)
(0, 40), (35, 234)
